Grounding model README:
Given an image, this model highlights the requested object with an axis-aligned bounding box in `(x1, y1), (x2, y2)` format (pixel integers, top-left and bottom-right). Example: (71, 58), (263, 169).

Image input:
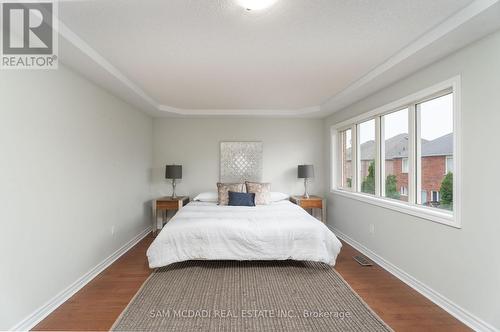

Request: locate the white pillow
(193, 192), (218, 202)
(269, 192), (290, 202)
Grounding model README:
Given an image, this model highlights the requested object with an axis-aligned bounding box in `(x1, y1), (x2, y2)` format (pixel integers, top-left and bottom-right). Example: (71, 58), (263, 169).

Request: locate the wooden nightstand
(152, 196), (190, 236)
(290, 195), (326, 223)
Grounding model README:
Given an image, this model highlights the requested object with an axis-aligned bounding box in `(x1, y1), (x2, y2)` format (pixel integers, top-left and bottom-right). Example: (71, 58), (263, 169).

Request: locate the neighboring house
(388, 133), (453, 204)
(346, 133), (453, 205)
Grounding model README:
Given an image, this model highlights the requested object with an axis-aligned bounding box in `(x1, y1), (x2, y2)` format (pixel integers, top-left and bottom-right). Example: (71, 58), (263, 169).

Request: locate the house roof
(384, 133), (411, 159)
(421, 133), (453, 156)
(346, 133), (452, 160)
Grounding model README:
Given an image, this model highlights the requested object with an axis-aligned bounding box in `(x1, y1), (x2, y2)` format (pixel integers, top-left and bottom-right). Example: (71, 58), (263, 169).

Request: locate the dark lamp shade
(297, 165), (314, 179)
(165, 165), (182, 179)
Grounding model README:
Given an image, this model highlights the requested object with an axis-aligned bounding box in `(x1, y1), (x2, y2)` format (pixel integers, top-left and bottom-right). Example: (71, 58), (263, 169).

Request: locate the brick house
(345, 133), (453, 205)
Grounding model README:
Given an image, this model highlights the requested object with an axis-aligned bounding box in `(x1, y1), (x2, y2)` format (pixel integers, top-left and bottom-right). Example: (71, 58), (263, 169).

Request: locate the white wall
(0, 65), (153, 329)
(324, 30), (500, 330)
(153, 118), (324, 197)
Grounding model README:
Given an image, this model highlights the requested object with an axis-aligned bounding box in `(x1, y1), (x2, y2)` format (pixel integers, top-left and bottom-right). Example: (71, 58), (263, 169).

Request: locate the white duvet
(147, 200), (342, 268)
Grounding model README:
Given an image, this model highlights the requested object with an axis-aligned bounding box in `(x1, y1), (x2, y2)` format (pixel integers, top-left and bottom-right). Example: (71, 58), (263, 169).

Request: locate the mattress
(147, 200), (342, 268)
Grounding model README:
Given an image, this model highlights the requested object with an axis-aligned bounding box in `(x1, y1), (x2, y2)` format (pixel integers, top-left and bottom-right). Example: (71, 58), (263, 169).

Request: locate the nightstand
(290, 195), (326, 223)
(152, 196), (190, 236)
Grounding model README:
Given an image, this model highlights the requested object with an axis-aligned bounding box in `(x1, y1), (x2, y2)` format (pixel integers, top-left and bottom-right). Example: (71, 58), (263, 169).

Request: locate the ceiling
(56, 0), (500, 117)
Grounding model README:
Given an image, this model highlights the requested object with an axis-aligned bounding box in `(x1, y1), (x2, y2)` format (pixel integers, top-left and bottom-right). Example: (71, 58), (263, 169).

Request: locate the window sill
(330, 189), (460, 229)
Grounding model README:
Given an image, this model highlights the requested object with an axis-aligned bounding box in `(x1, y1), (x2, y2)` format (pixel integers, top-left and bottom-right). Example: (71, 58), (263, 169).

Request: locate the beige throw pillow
(217, 183), (245, 205)
(245, 181), (271, 205)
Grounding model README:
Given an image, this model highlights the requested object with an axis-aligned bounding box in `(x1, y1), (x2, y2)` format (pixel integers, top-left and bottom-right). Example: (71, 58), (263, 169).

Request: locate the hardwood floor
(334, 244), (470, 332)
(33, 234), (471, 331)
(34, 235), (154, 331)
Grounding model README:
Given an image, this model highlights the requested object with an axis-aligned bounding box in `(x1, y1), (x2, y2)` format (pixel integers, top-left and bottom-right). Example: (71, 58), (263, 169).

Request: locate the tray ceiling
(56, 0), (500, 116)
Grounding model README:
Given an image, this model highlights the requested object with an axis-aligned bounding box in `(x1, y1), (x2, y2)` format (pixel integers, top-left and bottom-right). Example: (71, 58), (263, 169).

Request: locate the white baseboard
(10, 227), (152, 331)
(329, 226), (498, 332)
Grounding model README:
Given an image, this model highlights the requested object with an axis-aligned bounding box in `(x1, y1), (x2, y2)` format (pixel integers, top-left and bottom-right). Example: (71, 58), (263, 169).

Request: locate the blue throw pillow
(228, 191), (255, 207)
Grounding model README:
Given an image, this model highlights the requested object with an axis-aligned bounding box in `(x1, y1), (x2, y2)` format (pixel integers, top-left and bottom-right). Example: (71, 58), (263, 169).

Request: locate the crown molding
(55, 0), (499, 118)
(158, 105), (322, 117)
(56, 19), (161, 112)
(319, 0), (500, 116)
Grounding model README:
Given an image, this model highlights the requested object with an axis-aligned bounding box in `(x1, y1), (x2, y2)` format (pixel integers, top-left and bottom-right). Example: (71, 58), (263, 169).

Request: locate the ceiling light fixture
(237, 0), (278, 11)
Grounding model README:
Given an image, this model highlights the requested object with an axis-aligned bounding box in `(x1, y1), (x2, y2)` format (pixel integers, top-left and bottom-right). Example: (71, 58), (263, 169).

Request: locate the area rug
(112, 260), (392, 331)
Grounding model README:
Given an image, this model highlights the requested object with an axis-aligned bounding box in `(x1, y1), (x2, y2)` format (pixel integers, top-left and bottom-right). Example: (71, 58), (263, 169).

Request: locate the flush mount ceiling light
(237, 0), (278, 11)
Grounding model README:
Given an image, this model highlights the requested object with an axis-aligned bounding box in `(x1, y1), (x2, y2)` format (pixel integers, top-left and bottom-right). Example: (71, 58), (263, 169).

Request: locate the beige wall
(324, 30), (500, 329)
(0, 65), (153, 329)
(152, 118), (324, 198)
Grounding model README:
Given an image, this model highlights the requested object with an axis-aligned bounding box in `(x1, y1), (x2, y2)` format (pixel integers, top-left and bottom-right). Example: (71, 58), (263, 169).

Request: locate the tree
(385, 175), (400, 199)
(361, 161), (375, 194)
(440, 172), (453, 209)
(361, 162), (400, 199)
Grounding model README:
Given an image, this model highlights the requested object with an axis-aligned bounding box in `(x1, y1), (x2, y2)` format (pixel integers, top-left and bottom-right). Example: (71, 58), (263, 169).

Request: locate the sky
(419, 93), (453, 140)
(358, 93), (453, 144)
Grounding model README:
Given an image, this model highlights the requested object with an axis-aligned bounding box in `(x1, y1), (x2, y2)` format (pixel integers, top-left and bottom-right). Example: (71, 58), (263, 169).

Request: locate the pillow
(193, 192), (218, 202)
(245, 181), (271, 205)
(270, 192), (290, 202)
(217, 182), (246, 205)
(228, 191), (255, 207)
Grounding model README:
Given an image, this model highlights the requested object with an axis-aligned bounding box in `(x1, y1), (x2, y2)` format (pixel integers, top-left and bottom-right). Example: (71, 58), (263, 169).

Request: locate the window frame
(357, 118), (378, 196)
(337, 126), (356, 191)
(330, 76), (461, 228)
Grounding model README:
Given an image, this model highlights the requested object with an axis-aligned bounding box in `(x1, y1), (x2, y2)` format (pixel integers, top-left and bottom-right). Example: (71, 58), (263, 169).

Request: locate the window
(340, 129), (352, 189)
(401, 158), (409, 173)
(331, 77), (460, 227)
(358, 119), (376, 195)
(421, 191), (428, 204)
(431, 190), (440, 202)
(400, 186), (408, 196)
(417, 93), (453, 211)
(446, 156), (453, 174)
(382, 108), (409, 201)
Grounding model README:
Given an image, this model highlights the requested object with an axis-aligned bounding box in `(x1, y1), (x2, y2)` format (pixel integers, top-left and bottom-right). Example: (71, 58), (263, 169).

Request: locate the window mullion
(335, 129), (341, 190)
(379, 116), (386, 197)
(353, 124), (359, 192)
(408, 103), (418, 205)
(415, 104), (422, 205)
(375, 117), (382, 197)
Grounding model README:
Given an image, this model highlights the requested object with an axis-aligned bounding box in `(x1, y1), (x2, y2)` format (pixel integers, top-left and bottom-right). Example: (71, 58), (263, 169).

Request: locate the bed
(147, 199), (342, 268)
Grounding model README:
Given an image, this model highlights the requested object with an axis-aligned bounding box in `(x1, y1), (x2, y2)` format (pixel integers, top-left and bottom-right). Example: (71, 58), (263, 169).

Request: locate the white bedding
(147, 200), (342, 268)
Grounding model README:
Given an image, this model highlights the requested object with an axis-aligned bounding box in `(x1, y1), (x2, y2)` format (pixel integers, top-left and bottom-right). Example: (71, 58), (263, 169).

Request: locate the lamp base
(303, 178), (309, 199)
(171, 179), (177, 199)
